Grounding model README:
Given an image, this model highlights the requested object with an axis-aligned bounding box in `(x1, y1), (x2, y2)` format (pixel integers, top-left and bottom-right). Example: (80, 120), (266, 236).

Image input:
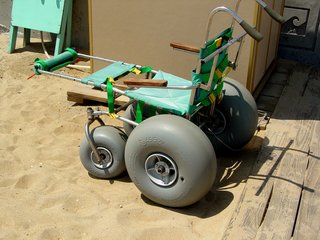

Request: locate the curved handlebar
(239, 21), (263, 42)
(255, 0), (285, 23)
(263, 5), (285, 23)
(205, 6), (263, 42)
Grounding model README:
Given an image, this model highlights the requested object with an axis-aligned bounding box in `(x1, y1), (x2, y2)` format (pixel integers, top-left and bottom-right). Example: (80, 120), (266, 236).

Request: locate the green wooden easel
(8, 0), (73, 56)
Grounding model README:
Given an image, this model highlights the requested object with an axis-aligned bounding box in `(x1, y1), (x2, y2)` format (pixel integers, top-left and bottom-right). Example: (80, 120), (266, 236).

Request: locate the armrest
(170, 42), (200, 53)
(124, 78), (168, 87)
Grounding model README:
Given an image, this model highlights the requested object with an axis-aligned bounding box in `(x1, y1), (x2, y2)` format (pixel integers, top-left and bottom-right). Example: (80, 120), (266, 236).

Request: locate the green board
(8, 0), (72, 55)
(11, 0), (66, 34)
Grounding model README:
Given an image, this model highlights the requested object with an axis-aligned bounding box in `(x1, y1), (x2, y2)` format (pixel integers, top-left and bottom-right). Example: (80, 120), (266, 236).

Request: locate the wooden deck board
(293, 120), (320, 240)
(67, 84), (129, 105)
(256, 95), (279, 113)
(222, 63), (320, 240)
(291, 68), (320, 240)
(259, 83), (284, 98)
(255, 151), (308, 240)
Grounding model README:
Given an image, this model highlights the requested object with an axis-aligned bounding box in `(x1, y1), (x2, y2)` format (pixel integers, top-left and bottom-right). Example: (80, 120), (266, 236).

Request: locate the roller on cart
(33, 1), (284, 207)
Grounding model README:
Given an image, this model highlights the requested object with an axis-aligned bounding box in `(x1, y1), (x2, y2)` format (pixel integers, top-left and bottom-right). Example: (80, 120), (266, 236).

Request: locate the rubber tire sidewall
(209, 77), (258, 153)
(80, 126), (127, 179)
(125, 114), (216, 207)
(123, 104), (135, 136)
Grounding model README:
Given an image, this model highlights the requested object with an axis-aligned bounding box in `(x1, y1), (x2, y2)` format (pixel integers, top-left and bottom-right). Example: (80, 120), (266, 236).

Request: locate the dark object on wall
(279, 0), (320, 65)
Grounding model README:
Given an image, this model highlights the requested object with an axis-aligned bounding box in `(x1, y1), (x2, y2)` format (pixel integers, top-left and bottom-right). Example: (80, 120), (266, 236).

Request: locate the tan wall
(89, 0), (283, 91)
(250, 0), (283, 91)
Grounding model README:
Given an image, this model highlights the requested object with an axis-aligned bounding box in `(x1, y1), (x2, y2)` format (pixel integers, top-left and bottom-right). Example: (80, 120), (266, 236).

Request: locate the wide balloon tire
(123, 103), (157, 136)
(79, 126), (127, 179)
(123, 104), (135, 136)
(206, 77), (258, 154)
(125, 114), (217, 207)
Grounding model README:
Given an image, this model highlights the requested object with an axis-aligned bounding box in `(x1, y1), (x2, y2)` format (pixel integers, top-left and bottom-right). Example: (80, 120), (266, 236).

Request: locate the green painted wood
(11, 0), (66, 34)
(23, 28), (31, 47)
(8, 26), (18, 53)
(8, 0), (73, 55)
(54, 0), (70, 55)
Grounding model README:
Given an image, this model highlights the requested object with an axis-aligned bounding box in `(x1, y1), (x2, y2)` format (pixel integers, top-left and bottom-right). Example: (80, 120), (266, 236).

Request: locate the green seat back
(190, 28), (233, 111)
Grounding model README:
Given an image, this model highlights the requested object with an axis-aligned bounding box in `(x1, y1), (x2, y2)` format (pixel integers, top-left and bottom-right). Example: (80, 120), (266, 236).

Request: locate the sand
(0, 33), (263, 240)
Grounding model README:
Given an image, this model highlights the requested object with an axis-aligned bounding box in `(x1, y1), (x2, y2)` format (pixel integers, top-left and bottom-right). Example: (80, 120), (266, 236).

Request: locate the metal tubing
(96, 117), (105, 126)
(92, 110), (139, 127)
(201, 31), (247, 63)
(203, 56), (219, 91)
(231, 0), (242, 28)
(77, 53), (158, 75)
(88, 109), (139, 127)
(255, 0), (267, 8)
(77, 53), (117, 64)
(38, 69), (82, 82)
(117, 116), (139, 127)
(232, 37), (245, 70)
(38, 69), (125, 95)
(204, 6), (243, 43)
(126, 84), (198, 90)
(84, 120), (101, 162)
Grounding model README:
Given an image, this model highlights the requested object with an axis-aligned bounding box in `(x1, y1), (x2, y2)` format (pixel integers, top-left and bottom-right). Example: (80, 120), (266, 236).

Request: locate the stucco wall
(0, 0), (89, 50)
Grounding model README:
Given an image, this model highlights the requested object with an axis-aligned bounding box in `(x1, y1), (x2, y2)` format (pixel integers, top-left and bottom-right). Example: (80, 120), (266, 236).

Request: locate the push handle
(204, 6), (263, 43)
(264, 5), (285, 23)
(239, 20), (263, 42)
(255, 0), (285, 23)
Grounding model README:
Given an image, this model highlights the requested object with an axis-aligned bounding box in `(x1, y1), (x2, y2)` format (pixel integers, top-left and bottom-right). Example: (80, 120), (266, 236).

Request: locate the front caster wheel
(79, 126), (127, 179)
(125, 114), (216, 207)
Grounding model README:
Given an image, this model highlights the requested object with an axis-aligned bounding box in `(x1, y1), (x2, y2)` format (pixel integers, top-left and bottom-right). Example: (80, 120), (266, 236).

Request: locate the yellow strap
(222, 67), (231, 78)
(215, 69), (223, 79)
(215, 37), (222, 48)
(108, 113), (118, 119)
(108, 77), (115, 84)
(208, 93), (216, 104)
(131, 68), (141, 75)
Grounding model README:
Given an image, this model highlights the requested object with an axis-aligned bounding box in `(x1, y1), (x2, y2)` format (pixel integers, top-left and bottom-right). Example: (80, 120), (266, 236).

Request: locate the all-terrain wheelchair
(34, 2), (284, 207)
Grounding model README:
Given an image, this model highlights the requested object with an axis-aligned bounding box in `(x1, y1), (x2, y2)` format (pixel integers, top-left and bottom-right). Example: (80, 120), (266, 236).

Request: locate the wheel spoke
(162, 175), (170, 185)
(145, 153), (178, 187)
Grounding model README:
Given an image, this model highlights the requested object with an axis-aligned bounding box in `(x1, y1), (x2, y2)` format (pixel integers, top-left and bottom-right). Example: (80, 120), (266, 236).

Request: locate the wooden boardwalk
(222, 60), (320, 240)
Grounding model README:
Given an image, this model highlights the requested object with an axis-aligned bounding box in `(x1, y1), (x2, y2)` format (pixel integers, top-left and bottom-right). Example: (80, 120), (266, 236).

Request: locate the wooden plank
(67, 85), (129, 105)
(255, 152), (308, 240)
(254, 65), (318, 239)
(259, 83), (284, 98)
(256, 95), (278, 113)
(292, 68), (320, 240)
(123, 79), (168, 87)
(222, 131), (291, 240)
(222, 62), (313, 240)
(268, 72), (287, 86)
(293, 120), (320, 240)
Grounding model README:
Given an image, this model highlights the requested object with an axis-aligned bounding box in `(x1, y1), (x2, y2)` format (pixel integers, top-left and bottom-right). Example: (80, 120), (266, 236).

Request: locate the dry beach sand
(0, 33), (263, 240)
